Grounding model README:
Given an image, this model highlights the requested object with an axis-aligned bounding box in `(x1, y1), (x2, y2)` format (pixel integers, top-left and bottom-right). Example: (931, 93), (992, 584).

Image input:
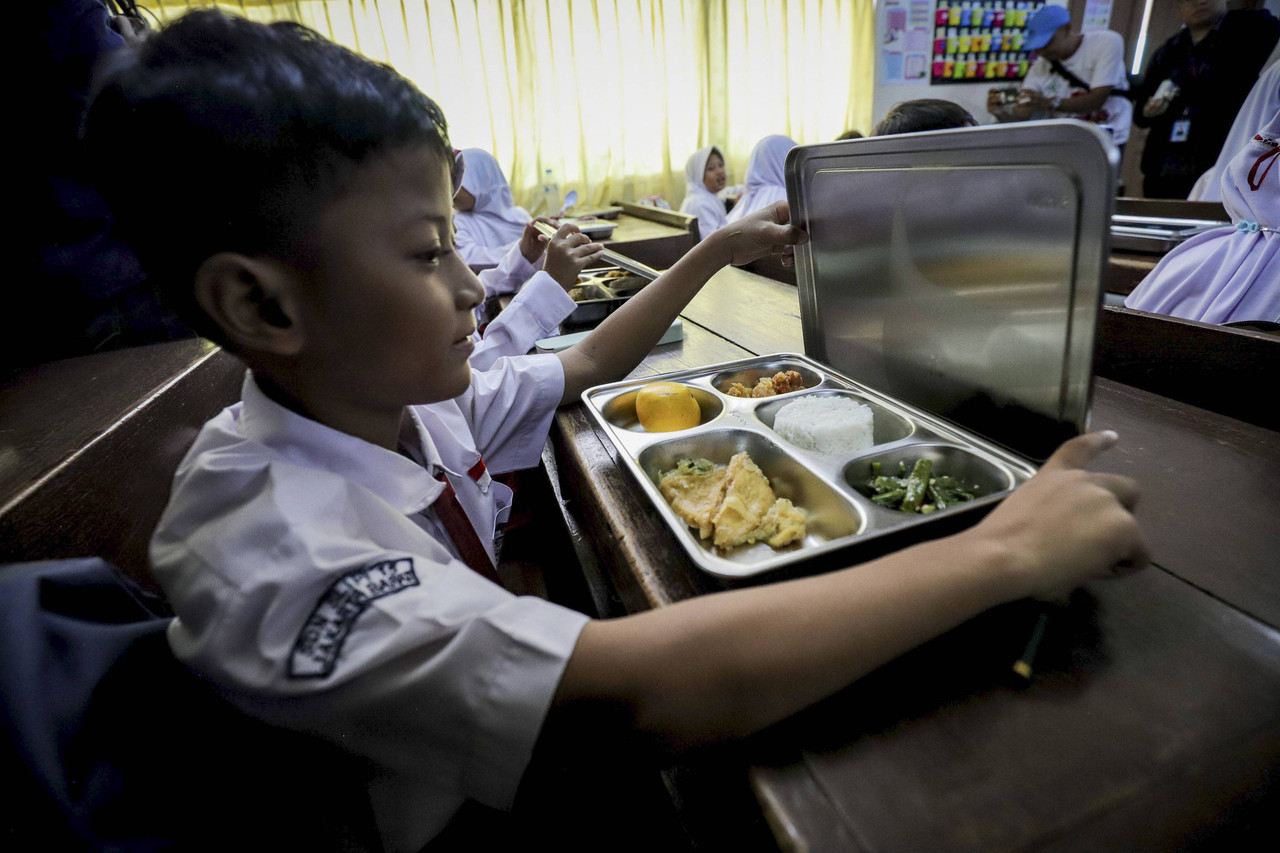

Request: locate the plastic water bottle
(540, 168), (560, 216)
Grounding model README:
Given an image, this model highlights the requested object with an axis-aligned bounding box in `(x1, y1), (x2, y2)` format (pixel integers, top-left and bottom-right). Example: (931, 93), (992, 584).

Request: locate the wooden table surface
(550, 266), (1280, 849)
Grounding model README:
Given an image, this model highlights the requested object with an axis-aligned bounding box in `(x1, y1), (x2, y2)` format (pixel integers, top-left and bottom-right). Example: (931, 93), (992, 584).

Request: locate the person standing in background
(678, 146), (729, 241)
(987, 5), (1131, 153)
(1131, 0), (1279, 199)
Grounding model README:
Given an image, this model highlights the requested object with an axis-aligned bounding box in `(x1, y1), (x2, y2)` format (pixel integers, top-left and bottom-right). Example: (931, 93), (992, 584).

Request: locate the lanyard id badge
(1170, 118), (1191, 143)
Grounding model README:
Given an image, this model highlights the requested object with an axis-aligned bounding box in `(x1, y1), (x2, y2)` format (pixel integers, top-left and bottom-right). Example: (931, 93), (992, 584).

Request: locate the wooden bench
(0, 339), (246, 594)
(1094, 306), (1280, 430)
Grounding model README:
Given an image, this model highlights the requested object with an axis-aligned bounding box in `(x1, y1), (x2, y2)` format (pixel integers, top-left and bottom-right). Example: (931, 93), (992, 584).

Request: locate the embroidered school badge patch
(289, 558), (420, 678)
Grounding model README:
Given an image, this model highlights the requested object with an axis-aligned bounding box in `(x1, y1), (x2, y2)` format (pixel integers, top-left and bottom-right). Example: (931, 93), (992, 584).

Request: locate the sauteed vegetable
(867, 459), (978, 514)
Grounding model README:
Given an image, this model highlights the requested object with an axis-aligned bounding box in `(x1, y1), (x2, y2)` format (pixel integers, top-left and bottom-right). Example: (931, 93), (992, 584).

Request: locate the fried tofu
(659, 452), (807, 550)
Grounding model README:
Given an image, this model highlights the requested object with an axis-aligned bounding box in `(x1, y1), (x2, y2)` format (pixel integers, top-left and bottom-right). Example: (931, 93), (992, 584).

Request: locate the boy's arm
(549, 432), (1148, 751)
(553, 203), (806, 405)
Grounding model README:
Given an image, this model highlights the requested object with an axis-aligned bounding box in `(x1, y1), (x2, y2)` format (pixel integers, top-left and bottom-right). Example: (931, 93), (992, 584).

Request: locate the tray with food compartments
(580, 352), (1036, 579)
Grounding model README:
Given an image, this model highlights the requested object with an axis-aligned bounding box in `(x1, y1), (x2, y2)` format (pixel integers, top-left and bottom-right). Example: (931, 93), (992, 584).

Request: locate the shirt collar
(237, 372), (446, 514)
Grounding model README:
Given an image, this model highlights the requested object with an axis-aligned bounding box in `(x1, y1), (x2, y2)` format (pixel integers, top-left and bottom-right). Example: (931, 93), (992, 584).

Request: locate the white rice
(772, 395), (875, 455)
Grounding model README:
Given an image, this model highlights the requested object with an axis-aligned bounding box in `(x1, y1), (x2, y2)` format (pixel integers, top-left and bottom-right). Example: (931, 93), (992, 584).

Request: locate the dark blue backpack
(1, 558), (381, 851)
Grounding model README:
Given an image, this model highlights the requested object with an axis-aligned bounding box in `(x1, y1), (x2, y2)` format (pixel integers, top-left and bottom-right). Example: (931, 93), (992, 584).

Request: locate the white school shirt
(150, 365), (589, 853)
(1022, 30), (1132, 145)
(472, 245), (575, 370)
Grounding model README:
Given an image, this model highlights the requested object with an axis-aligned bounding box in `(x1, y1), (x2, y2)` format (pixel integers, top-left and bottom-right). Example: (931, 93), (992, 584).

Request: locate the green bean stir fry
(867, 459), (978, 514)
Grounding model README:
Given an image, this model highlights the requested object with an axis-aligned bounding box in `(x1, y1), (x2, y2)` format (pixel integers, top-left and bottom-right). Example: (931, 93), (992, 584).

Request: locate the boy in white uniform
(84, 12), (1149, 852)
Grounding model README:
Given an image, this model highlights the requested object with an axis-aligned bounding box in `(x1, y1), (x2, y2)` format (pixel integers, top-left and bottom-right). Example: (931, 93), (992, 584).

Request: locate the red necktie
(432, 474), (502, 585)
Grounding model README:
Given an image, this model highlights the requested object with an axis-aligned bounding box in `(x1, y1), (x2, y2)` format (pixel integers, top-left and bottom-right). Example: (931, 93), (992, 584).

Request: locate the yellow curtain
(141, 1), (874, 212)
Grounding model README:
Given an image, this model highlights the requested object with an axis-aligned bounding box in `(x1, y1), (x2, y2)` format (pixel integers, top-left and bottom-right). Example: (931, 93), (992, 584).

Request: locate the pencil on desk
(1012, 610), (1050, 680)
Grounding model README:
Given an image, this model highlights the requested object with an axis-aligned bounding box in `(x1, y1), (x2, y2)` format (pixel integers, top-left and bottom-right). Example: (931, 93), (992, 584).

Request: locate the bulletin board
(930, 1), (1046, 85)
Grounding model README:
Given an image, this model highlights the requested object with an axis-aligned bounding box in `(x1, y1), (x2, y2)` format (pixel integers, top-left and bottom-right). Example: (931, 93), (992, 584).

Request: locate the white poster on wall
(1082, 0), (1114, 32)
(881, 0), (933, 83)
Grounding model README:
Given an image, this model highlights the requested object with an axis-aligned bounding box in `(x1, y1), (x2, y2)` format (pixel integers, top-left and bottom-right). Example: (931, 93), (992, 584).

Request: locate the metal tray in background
(581, 353), (1036, 579)
(1109, 214), (1229, 253)
(561, 264), (659, 330)
(786, 120), (1119, 463)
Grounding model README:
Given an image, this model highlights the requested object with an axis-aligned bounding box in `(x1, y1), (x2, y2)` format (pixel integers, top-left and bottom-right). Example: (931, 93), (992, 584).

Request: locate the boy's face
(293, 145), (485, 411)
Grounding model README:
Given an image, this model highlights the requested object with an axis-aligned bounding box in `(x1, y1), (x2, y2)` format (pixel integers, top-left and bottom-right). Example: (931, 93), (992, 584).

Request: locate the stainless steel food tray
(581, 353), (1036, 579)
(1109, 214), (1228, 253)
(786, 120), (1118, 462)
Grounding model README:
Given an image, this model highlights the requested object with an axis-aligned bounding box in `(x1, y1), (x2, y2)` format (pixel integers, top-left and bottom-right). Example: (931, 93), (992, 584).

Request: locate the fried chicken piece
(725, 370), (806, 398)
(763, 499), (806, 547)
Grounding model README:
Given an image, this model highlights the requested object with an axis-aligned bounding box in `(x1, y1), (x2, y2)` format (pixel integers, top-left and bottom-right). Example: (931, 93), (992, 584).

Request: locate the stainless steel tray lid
(786, 120), (1118, 462)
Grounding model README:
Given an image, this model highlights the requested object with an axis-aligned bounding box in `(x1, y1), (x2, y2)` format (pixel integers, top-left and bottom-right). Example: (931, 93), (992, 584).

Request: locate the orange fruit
(635, 382), (701, 432)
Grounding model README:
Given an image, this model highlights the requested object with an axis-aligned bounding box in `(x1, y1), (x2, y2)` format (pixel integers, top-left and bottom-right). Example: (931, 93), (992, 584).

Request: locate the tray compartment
(842, 443), (1015, 517)
(637, 429), (865, 566)
(754, 389), (916, 451)
(710, 361), (824, 397)
(599, 384), (725, 433)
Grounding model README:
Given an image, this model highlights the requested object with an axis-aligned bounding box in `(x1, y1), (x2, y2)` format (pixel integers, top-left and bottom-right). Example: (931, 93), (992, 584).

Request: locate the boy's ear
(193, 253), (305, 356)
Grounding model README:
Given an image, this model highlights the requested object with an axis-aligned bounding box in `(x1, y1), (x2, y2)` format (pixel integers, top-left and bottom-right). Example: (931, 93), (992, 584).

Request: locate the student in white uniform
(725, 134), (797, 224)
(453, 147), (531, 266)
(469, 218), (603, 369)
(1125, 109), (1280, 325)
(678, 145), (729, 240)
(1189, 59), (1280, 202)
(85, 13), (1149, 851)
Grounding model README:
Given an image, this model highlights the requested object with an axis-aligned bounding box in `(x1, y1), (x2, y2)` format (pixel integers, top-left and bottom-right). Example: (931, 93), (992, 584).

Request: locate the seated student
(1125, 110), (1280, 325)
(724, 134), (797, 224)
(452, 147), (530, 266)
(84, 13), (1148, 851)
(1190, 59), (1280, 202)
(875, 99), (978, 136)
(678, 145), (729, 241)
(468, 219), (600, 369)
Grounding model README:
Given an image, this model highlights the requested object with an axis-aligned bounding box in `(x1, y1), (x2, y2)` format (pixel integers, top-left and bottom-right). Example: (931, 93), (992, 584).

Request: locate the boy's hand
(543, 223), (606, 290)
(519, 217), (558, 265)
(967, 431), (1149, 601)
(709, 202), (809, 268)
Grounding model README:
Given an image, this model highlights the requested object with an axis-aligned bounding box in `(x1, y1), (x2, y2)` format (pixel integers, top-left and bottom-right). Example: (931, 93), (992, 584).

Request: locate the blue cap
(1023, 5), (1070, 51)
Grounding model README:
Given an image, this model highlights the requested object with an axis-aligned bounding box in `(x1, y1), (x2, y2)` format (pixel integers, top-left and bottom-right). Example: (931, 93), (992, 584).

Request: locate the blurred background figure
(678, 145), (729, 241)
(875, 99), (977, 136)
(987, 5), (1131, 154)
(724, 135), (796, 224)
(1124, 109), (1279, 326)
(452, 147), (531, 267)
(15, 0), (187, 371)
(1130, 0), (1278, 199)
(836, 129), (865, 140)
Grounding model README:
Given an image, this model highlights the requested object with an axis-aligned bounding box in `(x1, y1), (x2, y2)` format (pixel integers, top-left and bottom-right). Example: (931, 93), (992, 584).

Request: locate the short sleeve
(471, 272), (575, 371)
(1088, 32), (1128, 90)
(1021, 56), (1052, 93)
(460, 353), (565, 474)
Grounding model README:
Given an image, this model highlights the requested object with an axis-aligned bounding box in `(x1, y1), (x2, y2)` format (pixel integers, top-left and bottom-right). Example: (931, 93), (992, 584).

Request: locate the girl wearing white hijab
(453, 148), (531, 266)
(1125, 109), (1280, 325)
(678, 145), (729, 240)
(724, 135), (797, 224)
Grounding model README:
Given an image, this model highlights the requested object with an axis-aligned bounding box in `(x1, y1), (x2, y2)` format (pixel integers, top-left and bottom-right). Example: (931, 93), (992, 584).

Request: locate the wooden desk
(550, 266), (1280, 849)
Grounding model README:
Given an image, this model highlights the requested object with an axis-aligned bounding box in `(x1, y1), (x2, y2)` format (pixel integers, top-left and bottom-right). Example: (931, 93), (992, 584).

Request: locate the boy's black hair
(874, 99), (977, 137)
(82, 10), (452, 341)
